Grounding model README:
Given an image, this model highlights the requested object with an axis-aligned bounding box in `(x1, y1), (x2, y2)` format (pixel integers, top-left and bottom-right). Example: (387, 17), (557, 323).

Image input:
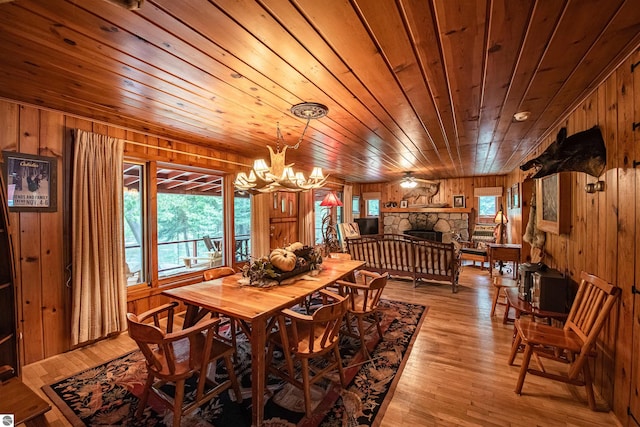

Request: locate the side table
(487, 243), (521, 279)
(503, 287), (568, 325)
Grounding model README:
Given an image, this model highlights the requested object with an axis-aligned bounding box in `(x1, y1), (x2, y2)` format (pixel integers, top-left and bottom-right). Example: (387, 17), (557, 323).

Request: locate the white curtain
(251, 193), (271, 257)
(71, 129), (126, 346)
(342, 184), (353, 224)
(297, 191), (315, 246)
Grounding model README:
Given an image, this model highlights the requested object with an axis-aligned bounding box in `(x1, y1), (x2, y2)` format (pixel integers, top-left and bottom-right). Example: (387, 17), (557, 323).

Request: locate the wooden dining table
(162, 258), (364, 427)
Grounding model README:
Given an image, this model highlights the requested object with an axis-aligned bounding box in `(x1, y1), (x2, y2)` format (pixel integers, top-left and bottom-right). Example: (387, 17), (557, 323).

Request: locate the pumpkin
(270, 248), (297, 272)
(286, 242), (304, 252)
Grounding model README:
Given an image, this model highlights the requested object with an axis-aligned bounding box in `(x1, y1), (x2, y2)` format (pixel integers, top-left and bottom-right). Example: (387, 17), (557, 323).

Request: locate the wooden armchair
(127, 302), (242, 427)
(266, 290), (348, 417)
(336, 271), (389, 360)
(459, 223), (497, 270)
(507, 271), (620, 409)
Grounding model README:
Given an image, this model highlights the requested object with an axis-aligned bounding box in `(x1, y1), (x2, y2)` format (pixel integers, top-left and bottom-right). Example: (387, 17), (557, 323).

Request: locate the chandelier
(234, 102), (329, 194)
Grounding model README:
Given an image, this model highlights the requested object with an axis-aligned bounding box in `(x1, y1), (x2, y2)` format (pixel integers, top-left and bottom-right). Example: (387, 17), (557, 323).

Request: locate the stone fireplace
(382, 210), (470, 243)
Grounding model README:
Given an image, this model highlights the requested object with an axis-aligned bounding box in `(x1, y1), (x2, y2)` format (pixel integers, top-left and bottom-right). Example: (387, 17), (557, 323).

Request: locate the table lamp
(320, 192), (343, 254)
(494, 205), (508, 244)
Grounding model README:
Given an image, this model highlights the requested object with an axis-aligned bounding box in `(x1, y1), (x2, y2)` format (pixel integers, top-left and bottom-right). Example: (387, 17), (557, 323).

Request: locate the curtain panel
(71, 129), (126, 345)
(342, 185), (353, 224)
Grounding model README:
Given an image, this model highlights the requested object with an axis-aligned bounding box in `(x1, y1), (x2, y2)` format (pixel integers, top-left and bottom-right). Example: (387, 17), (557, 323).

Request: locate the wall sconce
(585, 181), (605, 193)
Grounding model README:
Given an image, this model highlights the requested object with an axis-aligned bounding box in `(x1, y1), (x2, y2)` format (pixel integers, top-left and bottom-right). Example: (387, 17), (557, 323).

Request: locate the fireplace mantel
(381, 207), (472, 214)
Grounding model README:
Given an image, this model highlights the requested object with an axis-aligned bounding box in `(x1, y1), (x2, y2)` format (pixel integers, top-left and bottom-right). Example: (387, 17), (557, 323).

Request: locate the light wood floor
(22, 266), (620, 426)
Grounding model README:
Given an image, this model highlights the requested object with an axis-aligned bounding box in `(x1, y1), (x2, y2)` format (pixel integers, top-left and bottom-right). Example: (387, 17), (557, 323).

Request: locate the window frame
(124, 158), (232, 292)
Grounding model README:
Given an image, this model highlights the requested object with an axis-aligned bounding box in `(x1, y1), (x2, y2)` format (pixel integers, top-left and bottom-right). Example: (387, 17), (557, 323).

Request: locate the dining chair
(507, 271), (620, 409)
(203, 266), (236, 281)
(266, 290), (348, 417)
(127, 302), (242, 427)
(335, 270), (389, 360)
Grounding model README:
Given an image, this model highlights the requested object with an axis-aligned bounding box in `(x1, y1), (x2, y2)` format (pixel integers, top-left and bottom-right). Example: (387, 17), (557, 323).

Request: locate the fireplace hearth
(404, 229), (443, 242)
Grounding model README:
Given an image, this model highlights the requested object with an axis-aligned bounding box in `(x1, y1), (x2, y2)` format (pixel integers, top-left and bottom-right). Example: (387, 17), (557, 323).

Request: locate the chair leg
(301, 358), (313, 418)
(136, 373), (155, 418)
(515, 344), (533, 394)
(334, 346), (346, 387)
(582, 359), (597, 410)
(507, 333), (522, 366)
(356, 316), (370, 359)
(224, 354), (243, 403)
(374, 311), (383, 339)
(490, 285), (501, 317)
(173, 379), (185, 427)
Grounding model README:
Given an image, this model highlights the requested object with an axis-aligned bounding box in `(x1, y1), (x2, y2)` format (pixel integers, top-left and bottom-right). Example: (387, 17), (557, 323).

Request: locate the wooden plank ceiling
(0, 0), (639, 183)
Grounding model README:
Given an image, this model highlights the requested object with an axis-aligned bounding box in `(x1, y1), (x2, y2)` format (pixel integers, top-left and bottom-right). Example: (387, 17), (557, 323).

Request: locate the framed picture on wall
(400, 200), (408, 208)
(512, 183), (520, 208)
(506, 187), (512, 209)
(536, 173), (571, 234)
(2, 151), (57, 212)
(453, 195), (465, 208)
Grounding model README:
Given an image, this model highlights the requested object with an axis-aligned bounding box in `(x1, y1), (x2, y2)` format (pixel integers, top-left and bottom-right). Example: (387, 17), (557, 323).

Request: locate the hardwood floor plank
(21, 267), (620, 426)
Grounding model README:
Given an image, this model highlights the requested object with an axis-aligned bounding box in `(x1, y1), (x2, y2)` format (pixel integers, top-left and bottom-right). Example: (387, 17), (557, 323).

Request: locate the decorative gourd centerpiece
(241, 242), (323, 287)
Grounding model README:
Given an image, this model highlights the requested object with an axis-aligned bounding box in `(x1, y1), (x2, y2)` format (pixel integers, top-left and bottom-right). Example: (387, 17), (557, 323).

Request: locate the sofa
(345, 234), (460, 293)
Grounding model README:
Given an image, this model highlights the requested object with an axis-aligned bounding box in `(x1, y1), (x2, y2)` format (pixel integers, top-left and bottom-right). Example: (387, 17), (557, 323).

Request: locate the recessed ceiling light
(513, 111), (531, 122)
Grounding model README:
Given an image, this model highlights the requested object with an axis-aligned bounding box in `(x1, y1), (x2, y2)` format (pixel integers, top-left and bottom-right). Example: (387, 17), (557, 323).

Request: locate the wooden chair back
(564, 271), (621, 378)
(203, 266), (236, 281)
(127, 302), (242, 426)
(344, 271), (388, 315)
(280, 290), (348, 356)
(126, 302), (216, 377)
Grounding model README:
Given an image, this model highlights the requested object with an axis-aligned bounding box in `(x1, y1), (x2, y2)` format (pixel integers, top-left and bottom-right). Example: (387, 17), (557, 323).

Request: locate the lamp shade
(320, 191), (343, 207)
(494, 206), (508, 224)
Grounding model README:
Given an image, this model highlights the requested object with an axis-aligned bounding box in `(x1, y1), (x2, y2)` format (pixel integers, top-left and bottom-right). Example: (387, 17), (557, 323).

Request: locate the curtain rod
(124, 138), (344, 187)
(124, 138), (250, 168)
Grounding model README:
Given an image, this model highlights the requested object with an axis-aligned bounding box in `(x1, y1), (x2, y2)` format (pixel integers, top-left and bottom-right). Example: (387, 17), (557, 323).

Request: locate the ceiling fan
(398, 172), (437, 189)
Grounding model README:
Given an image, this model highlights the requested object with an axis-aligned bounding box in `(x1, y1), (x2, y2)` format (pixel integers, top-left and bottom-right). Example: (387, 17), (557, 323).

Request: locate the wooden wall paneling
(596, 83), (608, 281)
(612, 59), (635, 423)
(17, 105), (45, 364)
(630, 46), (640, 426)
(39, 110), (68, 357)
(0, 101), (23, 367)
(583, 90), (608, 400)
(600, 72), (624, 419)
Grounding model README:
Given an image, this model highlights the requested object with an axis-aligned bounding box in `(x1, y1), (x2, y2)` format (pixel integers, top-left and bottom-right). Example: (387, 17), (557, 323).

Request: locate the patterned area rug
(43, 299), (427, 427)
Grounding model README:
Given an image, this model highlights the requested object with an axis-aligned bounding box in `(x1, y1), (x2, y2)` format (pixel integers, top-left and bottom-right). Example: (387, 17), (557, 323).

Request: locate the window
(156, 166), (224, 277)
(123, 162), (145, 286)
(366, 199), (380, 216)
(314, 199), (328, 245)
(352, 196), (360, 218)
(123, 161), (231, 286)
(234, 191), (251, 262)
(478, 196), (497, 218)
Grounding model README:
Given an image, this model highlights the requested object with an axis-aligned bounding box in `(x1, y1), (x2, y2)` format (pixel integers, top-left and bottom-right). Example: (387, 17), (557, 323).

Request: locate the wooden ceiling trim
(476, 0), (533, 175)
(487, 0), (567, 172)
(526, 0), (640, 148)
(433, 0), (488, 151)
(284, 0), (446, 162)
(517, 0), (623, 126)
(17, 0), (356, 166)
(0, 5), (267, 148)
(352, 0), (457, 175)
(400, 0), (461, 176)
(151, 0), (411, 172)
